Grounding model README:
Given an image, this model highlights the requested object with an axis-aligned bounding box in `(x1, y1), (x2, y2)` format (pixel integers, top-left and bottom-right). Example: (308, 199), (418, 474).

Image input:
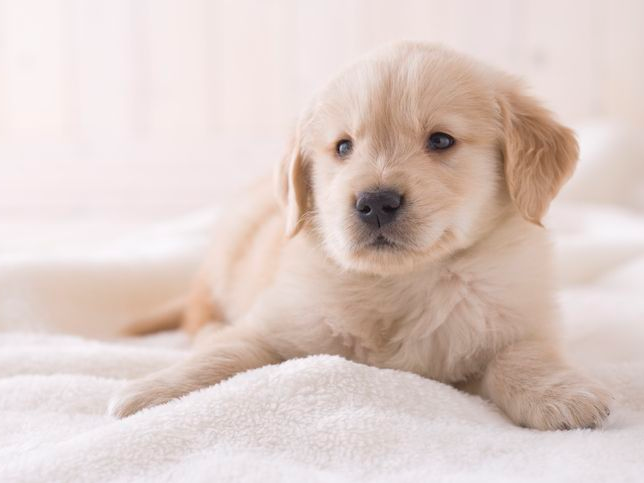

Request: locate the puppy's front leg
(481, 340), (612, 430)
(108, 325), (282, 418)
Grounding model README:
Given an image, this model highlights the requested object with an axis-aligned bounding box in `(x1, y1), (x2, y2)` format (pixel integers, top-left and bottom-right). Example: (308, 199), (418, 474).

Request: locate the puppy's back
(196, 177), (286, 327)
(120, 176), (287, 336)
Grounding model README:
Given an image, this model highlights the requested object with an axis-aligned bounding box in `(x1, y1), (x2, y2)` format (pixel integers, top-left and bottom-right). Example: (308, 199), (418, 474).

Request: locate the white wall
(0, 0), (643, 227)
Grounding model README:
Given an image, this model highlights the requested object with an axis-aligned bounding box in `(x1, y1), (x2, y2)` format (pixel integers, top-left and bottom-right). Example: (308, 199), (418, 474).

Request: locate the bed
(1, 122), (643, 482)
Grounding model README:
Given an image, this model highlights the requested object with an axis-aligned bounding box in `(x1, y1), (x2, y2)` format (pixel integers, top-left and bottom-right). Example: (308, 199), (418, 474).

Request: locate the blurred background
(0, 0), (643, 243)
(0, 0), (643, 335)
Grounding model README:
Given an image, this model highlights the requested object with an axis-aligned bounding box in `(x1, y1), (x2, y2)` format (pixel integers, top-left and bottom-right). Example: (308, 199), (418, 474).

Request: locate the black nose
(355, 190), (402, 228)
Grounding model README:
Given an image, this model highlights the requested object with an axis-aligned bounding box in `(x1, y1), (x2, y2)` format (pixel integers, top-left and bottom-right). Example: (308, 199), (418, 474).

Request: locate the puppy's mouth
(368, 234), (400, 250)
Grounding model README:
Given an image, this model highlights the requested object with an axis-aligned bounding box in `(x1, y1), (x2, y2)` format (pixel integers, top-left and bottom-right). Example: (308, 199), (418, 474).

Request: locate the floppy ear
(274, 132), (310, 238)
(499, 86), (579, 225)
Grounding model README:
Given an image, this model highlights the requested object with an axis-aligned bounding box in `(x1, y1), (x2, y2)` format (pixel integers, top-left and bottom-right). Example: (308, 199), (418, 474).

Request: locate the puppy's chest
(323, 269), (516, 382)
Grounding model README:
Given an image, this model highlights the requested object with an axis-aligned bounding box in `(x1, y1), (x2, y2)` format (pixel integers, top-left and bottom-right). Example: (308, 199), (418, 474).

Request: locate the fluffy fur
(111, 42), (611, 430)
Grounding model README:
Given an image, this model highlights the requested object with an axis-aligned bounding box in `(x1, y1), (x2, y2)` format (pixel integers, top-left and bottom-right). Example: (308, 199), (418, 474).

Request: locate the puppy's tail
(119, 297), (185, 336)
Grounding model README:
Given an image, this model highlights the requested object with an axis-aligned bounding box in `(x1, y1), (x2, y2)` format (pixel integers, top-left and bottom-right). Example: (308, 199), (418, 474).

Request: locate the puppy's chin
(340, 248), (425, 276)
(326, 231), (459, 276)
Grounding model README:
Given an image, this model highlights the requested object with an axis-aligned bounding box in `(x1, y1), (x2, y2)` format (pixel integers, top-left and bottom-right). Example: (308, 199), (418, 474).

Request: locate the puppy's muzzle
(355, 190), (402, 228)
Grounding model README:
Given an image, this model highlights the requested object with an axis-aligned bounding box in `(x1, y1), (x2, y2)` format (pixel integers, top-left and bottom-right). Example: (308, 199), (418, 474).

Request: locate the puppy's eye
(336, 139), (353, 158)
(427, 132), (455, 151)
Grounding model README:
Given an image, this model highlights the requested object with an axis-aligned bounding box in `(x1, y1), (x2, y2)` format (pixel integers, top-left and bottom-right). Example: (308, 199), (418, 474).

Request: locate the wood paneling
(0, 0), (642, 225)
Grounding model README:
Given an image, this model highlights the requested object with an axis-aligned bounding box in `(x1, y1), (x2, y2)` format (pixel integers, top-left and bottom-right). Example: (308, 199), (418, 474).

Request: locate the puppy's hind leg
(181, 276), (227, 336)
(119, 297), (185, 336)
(108, 324), (282, 418)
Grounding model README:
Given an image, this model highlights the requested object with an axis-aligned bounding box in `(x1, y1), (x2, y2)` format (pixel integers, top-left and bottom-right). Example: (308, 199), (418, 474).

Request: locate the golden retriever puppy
(109, 42), (612, 430)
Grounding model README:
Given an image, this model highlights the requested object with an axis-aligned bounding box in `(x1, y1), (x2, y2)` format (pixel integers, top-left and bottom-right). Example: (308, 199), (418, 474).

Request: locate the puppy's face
(278, 43), (578, 275)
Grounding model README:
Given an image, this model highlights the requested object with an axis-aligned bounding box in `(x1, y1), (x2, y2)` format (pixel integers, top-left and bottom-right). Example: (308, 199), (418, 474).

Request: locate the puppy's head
(277, 43), (578, 275)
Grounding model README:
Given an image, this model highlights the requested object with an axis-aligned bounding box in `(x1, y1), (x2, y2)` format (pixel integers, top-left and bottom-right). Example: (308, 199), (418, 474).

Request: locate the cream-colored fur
(110, 42), (611, 430)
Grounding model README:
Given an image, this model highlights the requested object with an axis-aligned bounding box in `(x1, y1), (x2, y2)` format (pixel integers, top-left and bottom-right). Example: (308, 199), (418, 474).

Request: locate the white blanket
(1, 122), (643, 482)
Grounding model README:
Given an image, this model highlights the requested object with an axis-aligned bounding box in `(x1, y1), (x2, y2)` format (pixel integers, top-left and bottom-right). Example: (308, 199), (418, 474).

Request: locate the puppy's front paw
(517, 380), (612, 431)
(107, 380), (176, 418)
